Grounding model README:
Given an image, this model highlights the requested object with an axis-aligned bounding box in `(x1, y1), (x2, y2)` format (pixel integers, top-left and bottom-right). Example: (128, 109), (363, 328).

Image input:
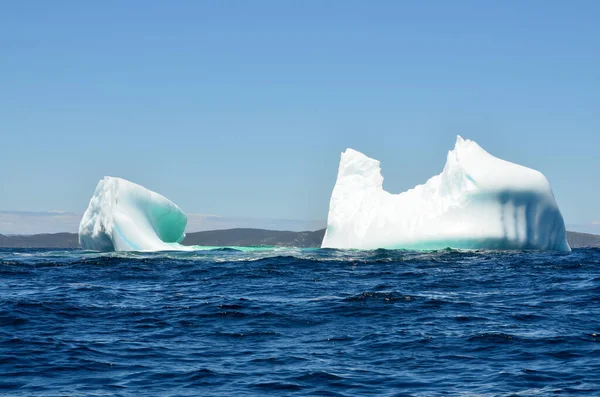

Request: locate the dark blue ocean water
(1, 247), (599, 396)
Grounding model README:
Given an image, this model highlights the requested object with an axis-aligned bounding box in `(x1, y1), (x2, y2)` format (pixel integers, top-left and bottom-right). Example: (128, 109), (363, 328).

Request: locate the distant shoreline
(1, 229), (599, 249)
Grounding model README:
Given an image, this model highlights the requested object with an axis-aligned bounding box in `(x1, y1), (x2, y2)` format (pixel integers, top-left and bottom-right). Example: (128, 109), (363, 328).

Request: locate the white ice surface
(79, 177), (193, 252)
(322, 137), (570, 251)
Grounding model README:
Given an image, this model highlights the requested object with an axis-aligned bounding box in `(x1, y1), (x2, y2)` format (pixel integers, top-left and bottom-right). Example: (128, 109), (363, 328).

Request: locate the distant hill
(0, 232), (80, 249)
(1, 229), (599, 249)
(182, 228), (325, 247)
(566, 231), (600, 249)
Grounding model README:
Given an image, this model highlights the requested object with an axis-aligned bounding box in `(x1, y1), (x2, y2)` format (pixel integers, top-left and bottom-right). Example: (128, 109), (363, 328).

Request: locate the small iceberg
(79, 177), (193, 252)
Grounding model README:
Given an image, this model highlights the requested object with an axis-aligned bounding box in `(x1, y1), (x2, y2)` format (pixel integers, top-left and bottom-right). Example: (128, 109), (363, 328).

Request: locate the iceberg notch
(79, 177), (193, 251)
(322, 137), (570, 251)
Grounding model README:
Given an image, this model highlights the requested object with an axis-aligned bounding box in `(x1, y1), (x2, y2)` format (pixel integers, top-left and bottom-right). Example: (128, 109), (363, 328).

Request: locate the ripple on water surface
(0, 247), (599, 396)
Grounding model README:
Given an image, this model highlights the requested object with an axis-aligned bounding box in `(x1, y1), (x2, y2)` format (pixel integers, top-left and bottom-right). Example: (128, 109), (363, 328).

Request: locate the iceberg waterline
(79, 137), (570, 252)
(322, 136), (570, 252)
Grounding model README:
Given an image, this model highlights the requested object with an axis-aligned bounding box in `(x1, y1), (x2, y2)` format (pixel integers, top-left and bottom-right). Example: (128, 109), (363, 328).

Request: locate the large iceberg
(79, 177), (193, 251)
(322, 137), (570, 251)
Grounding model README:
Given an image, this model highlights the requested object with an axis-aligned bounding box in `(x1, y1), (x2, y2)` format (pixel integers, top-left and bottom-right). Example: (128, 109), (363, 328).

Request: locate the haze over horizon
(0, 210), (326, 235)
(1, 210), (599, 237)
(1, 1), (598, 234)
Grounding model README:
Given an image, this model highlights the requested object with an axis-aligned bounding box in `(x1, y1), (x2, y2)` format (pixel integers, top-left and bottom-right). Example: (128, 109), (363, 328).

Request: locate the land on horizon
(1, 228), (599, 249)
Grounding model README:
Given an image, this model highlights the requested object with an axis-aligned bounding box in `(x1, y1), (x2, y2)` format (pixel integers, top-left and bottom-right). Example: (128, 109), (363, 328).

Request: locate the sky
(1, 1), (599, 234)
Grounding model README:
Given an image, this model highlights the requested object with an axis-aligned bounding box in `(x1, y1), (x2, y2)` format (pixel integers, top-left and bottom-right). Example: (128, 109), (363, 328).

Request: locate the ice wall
(322, 137), (570, 251)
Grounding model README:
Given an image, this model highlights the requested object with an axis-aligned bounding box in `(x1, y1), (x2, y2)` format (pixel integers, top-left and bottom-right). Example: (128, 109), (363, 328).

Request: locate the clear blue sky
(1, 1), (599, 232)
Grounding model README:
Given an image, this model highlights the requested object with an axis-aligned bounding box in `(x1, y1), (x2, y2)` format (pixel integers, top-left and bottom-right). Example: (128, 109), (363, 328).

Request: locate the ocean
(1, 247), (599, 396)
